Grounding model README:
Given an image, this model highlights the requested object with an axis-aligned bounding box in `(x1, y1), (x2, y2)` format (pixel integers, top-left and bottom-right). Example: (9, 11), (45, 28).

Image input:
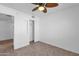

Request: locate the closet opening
(0, 13), (14, 53)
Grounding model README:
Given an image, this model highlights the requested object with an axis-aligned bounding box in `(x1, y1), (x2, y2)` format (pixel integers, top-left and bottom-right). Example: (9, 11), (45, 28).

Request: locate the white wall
(39, 5), (79, 53)
(0, 5), (30, 49)
(0, 21), (12, 41)
(7, 19), (14, 39)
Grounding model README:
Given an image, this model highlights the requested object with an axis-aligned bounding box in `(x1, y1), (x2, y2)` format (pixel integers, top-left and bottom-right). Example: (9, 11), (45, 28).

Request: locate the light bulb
(38, 6), (44, 11)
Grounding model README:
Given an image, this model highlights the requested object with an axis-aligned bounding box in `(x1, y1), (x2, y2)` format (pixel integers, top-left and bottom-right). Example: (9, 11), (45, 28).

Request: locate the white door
(29, 20), (34, 42)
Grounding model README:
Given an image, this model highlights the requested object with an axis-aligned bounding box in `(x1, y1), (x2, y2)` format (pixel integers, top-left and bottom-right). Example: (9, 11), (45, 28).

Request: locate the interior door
(29, 20), (34, 43)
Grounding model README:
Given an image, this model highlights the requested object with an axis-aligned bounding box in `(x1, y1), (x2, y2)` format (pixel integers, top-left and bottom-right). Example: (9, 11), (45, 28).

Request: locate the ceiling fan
(32, 3), (59, 13)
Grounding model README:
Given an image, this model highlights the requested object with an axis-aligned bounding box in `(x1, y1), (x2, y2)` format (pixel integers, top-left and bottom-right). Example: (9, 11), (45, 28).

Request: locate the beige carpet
(0, 41), (79, 56)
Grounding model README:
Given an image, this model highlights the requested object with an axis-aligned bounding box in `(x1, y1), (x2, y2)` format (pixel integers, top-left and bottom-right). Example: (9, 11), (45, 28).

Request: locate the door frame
(28, 18), (39, 43)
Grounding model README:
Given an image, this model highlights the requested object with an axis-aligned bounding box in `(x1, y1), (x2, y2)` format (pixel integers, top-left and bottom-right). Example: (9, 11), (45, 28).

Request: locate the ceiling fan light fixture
(38, 6), (45, 11)
(32, 3), (59, 13)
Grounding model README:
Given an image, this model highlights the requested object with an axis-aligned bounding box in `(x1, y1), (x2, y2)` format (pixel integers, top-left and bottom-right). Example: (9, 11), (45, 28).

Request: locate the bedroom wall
(39, 5), (79, 53)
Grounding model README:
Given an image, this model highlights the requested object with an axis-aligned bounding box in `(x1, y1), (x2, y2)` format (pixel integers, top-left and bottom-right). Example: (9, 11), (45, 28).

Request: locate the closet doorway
(28, 20), (35, 44)
(0, 13), (14, 53)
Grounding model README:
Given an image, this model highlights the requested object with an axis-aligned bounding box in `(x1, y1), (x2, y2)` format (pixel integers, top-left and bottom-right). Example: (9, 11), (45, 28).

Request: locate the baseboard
(0, 39), (13, 41)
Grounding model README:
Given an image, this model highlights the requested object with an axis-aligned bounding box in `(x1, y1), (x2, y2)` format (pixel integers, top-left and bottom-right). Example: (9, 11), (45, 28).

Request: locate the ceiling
(0, 3), (79, 18)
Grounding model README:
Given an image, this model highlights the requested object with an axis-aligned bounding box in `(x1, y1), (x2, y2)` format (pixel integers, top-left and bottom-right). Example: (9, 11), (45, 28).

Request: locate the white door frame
(28, 18), (39, 43)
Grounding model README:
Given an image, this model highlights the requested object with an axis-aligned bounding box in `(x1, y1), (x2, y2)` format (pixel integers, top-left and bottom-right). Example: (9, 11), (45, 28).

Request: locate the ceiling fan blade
(43, 7), (47, 13)
(32, 3), (43, 6)
(32, 7), (39, 11)
(45, 3), (58, 8)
